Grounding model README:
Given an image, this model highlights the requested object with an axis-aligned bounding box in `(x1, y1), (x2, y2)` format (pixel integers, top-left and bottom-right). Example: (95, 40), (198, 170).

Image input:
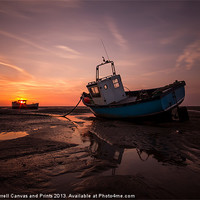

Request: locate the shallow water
(0, 107), (200, 199)
(0, 131), (28, 140)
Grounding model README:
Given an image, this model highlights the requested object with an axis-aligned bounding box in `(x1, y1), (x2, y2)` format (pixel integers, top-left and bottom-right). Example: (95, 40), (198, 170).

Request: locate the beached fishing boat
(82, 58), (188, 120)
(12, 99), (39, 109)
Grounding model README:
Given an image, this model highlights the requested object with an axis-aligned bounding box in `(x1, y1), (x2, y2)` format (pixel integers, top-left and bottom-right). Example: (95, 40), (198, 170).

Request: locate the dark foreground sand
(0, 106), (200, 199)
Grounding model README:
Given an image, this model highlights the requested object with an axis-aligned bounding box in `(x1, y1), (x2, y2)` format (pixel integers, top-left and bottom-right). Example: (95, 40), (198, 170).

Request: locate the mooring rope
(62, 96), (83, 117)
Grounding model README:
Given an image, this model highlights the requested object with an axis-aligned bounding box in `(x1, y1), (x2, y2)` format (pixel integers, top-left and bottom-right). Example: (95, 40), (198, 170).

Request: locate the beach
(0, 106), (200, 199)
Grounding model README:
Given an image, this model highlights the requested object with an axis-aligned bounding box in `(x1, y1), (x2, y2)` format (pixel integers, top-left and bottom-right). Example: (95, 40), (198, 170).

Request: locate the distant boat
(12, 99), (39, 109)
(82, 59), (188, 121)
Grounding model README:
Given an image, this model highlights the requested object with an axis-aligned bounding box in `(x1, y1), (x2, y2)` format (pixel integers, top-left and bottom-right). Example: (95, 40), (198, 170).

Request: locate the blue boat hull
(83, 82), (185, 119)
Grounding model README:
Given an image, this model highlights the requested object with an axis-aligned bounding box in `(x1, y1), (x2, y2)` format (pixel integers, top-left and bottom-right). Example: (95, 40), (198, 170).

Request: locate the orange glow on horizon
(17, 97), (27, 101)
(0, 88), (85, 106)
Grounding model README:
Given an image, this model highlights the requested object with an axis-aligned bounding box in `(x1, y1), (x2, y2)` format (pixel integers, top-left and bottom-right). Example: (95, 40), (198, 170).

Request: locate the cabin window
(114, 151), (120, 160)
(104, 84), (108, 90)
(89, 86), (101, 97)
(113, 78), (120, 88)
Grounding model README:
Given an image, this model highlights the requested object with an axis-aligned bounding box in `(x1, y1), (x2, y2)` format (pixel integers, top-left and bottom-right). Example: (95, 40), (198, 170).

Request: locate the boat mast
(101, 39), (110, 61)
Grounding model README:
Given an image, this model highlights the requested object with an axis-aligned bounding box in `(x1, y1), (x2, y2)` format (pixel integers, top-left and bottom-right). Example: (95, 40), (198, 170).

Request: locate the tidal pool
(0, 131), (28, 140)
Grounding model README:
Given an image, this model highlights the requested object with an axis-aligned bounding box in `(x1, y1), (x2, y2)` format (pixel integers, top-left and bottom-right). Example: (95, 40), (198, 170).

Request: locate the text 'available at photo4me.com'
(0, 193), (136, 199)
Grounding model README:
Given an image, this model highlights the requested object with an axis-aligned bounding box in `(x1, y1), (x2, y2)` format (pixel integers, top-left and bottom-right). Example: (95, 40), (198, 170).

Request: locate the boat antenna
(101, 39), (110, 61)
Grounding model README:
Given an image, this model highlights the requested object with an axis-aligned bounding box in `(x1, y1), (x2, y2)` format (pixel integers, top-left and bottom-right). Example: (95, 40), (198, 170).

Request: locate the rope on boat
(62, 95), (83, 117)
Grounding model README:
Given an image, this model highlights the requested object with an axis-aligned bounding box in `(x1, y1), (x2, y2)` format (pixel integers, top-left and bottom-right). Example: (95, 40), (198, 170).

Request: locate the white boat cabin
(86, 60), (126, 105)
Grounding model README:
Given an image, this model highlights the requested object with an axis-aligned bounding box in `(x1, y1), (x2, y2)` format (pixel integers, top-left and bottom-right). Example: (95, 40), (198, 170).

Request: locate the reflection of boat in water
(12, 99), (39, 109)
(89, 132), (124, 165)
(82, 58), (188, 121)
(87, 119), (186, 167)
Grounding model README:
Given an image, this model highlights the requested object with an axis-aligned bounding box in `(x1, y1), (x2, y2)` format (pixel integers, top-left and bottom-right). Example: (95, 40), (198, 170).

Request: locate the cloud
(56, 45), (80, 55)
(176, 40), (200, 70)
(160, 35), (179, 45)
(0, 30), (48, 51)
(0, 0), (81, 18)
(0, 60), (33, 80)
(159, 30), (188, 45)
(0, 5), (29, 19)
(106, 17), (127, 49)
(141, 68), (176, 77)
(0, 30), (80, 59)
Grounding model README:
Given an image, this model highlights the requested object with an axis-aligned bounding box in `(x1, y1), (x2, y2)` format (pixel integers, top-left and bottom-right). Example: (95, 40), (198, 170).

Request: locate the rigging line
(101, 39), (110, 60)
(124, 86), (130, 91)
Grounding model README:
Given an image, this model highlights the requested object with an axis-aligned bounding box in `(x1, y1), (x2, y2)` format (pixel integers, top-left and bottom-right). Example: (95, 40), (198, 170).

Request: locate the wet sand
(0, 106), (200, 199)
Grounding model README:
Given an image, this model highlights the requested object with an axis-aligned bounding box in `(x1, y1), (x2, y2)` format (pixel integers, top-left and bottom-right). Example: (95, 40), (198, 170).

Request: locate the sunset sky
(0, 1), (200, 106)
